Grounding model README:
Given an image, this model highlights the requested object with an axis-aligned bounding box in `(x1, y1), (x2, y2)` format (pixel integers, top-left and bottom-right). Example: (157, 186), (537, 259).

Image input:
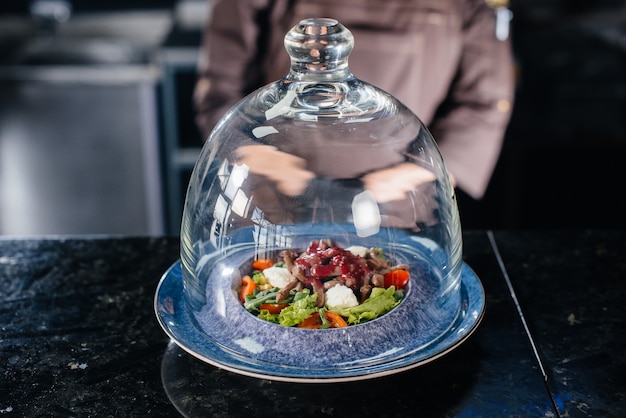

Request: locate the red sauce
(293, 240), (370, 290)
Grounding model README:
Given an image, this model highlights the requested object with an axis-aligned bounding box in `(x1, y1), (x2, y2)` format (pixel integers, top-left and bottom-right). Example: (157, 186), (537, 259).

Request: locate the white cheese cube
(346, 245), (368, 258)
(325, 284), (359, 309)
(263, 266), (292, 289)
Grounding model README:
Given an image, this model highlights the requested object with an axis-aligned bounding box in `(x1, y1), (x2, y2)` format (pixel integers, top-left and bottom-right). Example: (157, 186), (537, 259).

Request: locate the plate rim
(154, 260), (485, 383)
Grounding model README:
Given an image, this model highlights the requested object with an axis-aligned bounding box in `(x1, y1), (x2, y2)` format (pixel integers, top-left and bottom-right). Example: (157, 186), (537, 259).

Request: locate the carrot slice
(239, 275), (257, 302)
(252, 258), (275, 271)
(298, 312), (348, 329)
(298, 312), (323, 329)
(325, 311), (348, 328)
(259, 303), (287, 314)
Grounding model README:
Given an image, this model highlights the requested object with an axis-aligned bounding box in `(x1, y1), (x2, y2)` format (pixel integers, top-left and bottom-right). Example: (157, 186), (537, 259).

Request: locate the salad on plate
(238, 239), (411, 328)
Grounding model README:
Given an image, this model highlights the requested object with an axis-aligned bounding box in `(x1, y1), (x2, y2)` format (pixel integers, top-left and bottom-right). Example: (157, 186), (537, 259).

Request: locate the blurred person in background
(193, 0), (515, 223)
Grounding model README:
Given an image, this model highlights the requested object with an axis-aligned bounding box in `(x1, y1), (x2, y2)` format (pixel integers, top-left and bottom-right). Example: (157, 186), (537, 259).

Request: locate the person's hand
(234, 145), (315, 196)
(360, 162), (440, 229)
(361, 162), (436, 203)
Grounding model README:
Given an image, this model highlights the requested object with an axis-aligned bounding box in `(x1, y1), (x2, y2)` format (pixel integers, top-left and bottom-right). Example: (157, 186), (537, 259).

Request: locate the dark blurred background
(0, 0), (624, 235)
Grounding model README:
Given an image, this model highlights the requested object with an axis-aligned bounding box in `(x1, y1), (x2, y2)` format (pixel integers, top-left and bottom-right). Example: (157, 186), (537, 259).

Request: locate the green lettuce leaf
(276, 290), (318, 327)
(329, 286), (401, 325)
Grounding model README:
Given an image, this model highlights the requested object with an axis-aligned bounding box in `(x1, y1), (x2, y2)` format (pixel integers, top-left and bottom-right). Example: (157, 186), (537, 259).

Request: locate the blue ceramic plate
(154, 259), (485, 383)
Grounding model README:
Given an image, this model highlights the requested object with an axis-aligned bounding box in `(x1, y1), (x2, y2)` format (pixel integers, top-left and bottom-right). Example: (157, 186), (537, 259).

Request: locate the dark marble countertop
(1, 230), (624, 417)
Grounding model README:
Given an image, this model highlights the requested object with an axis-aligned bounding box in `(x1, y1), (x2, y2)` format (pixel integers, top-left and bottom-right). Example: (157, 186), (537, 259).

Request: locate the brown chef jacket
(194, 0), (515, 199)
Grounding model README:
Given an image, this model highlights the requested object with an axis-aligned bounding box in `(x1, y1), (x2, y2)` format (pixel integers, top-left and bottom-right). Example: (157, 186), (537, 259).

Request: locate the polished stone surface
(1, 231), (624, 416)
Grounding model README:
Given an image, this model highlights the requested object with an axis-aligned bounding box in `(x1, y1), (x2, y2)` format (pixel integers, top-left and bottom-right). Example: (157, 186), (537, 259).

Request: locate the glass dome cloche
(156, 18), (484, 382)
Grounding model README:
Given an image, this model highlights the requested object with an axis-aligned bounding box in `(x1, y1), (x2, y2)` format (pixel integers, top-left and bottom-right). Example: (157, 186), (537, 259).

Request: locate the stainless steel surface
(0, 10), (173, 66)
(0, 10), (173, 42)
(0, 72), (163, 235)
(0, 10), (172, 235)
